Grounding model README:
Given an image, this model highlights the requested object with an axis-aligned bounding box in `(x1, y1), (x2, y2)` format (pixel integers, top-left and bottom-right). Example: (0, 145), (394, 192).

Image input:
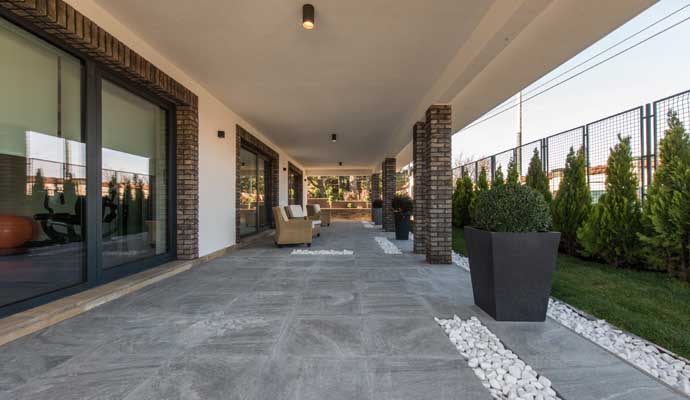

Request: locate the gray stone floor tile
(360, 293), (428, 316)
(280, 317), (366, 357)
(297, 290), (361, 316)
(123, 354), (265, 400)
(364, 317), (460, 358)
(370, 358), (492, 400)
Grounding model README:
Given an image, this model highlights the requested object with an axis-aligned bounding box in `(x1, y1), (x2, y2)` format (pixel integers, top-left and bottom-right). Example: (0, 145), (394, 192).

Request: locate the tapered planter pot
(394, 211), (410, 240)
(464, 226), (560, 321)
(373, 207), (383, 225)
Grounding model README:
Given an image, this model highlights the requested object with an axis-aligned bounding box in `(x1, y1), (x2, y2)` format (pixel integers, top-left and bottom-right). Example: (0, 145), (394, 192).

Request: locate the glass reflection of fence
(26, 158), (152, 199)
(453, 89), (690, 202)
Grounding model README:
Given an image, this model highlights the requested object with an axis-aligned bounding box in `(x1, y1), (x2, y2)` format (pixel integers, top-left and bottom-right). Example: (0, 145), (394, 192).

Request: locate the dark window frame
(238, 144), (273, 237)
(0, 10), (177, 317)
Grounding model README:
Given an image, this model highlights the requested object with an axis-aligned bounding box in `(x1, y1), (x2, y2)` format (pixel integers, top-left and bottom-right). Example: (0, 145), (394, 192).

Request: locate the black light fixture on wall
(302, 4), (315, 30)
(331, 133), (337, 142)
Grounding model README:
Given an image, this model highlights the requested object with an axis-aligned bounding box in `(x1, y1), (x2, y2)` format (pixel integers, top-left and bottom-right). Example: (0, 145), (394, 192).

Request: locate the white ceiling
(93, 0), (656, 170)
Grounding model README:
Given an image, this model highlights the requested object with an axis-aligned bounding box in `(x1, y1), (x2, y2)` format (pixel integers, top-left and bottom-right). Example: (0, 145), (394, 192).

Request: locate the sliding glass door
(101, 79), (169, 269)
(239, 147), (271, 237)
(0, 15), (175, 314)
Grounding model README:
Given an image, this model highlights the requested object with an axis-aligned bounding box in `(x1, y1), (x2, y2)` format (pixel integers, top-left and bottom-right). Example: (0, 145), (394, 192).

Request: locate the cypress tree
(551, 147), (590, 255)
(470, 166), (489, 221)
(640, 111), (690, 281)
(578, 135), (642, 268)
(493, 166), (505, 188)
(452, 170), (474, 227)
(526, 149), (552, 202)
(507, 157), (520, 186)
(476, 166), (489, 191)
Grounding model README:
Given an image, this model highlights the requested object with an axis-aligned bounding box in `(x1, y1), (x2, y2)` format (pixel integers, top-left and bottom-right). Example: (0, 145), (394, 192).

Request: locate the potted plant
(465, 184), (559, 321)
(392, 193), (413, 240)
(372, 198), (383, 225)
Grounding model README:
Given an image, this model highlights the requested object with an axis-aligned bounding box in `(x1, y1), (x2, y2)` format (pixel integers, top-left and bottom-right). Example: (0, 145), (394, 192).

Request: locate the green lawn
(452, 227), (690, 360)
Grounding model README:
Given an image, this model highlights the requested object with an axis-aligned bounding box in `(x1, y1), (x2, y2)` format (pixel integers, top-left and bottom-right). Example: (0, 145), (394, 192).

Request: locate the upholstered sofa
(272, 206), (312, 247)
(285, 205), (321, 237)
(306, 204), (330, 227)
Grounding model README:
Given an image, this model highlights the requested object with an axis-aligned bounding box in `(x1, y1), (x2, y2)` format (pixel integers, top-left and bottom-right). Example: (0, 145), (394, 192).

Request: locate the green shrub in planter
(392, 193), (413, 240)
(472, 184), (552, 232)
(392, 193), (413, 213)
(466, 184), (559, 321)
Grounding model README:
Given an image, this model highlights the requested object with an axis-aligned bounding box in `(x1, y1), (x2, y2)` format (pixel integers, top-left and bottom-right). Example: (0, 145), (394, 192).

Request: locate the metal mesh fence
(545, 127), (584, 193)
(585, 107), (643, 201)
(451, 90), (689, 203)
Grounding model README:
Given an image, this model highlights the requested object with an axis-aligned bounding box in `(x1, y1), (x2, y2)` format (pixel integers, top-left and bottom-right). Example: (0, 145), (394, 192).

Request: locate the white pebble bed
(290, 249), (354, 255)
(548, 299), (690, 396)
(362, 221), (379, 229)
(452, 252), (690, 397)
(374, 236), (402, 254)
(437, 316), (561, 400)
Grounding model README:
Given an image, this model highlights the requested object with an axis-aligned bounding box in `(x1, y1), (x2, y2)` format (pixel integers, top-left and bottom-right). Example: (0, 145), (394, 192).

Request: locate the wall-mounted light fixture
(339, 161), (343, 166)
(283, 167), (287, 171)
(217, 130), (225, 138)
(302, 4), (315, 30)
(331, 133), (337, 143)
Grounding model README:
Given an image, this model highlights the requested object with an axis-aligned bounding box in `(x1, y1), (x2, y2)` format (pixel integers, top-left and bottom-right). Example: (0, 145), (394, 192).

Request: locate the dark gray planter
(464, 226), (560, 322)
(394, 211), (410, 240)
(372, 207), (383, 225)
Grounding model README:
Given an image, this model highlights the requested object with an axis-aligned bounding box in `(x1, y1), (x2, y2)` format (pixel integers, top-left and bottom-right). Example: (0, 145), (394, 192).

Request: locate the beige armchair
(285, 205), (321, 237)
(306, 204), (330, 227)
(273, 207), (312, 247)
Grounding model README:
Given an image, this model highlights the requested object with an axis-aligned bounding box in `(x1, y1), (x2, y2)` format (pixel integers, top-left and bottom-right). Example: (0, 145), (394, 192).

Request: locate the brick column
(412, 121), (426, 254)
(176, 105), (199, 260)
(424, 105), (452, 264)
(382, 158), (396, 232)
(370, 173), (380, 221)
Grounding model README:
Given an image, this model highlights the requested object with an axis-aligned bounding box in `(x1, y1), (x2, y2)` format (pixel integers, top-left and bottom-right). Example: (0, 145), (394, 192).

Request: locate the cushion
(313, 204), (321, 213)
(312, 220), (321, 227)
(288, 205), (305, 218)
(278, 207), (289, 222)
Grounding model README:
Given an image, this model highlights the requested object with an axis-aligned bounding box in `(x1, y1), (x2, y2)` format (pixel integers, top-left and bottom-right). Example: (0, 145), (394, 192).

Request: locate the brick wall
(381, 158), (396, 232)
(424, 105), (452, 264)
(412, 121), (427, 254)
(176, 106), (199, 259)
(370, 173), (380, 221)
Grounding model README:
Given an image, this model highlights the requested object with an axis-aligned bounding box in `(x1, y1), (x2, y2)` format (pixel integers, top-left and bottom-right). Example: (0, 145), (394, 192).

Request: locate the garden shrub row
(452, 112), (690, 283)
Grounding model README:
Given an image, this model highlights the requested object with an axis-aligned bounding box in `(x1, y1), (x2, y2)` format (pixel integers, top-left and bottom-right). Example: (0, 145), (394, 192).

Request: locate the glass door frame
(239, 145), (272, 237)
(0, 10), (177, 317)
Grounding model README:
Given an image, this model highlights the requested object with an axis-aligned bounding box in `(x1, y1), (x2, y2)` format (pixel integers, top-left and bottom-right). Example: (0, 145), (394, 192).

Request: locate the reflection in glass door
(239, 148), (270, 236)
(239, 148), (258, 236)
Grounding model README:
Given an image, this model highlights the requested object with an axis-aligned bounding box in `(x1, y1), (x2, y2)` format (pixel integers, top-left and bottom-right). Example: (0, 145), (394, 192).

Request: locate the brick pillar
(371, 173), (380, 221)
(382, 158), (396, 232)
(412, 121), (427, 254)
(176, 105), (199, 260)
(424, 105), (452, 264)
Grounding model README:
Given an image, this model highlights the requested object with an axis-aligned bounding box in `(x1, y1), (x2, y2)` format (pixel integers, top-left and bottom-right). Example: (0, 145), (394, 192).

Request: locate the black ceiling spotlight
(302, 4), (315, 30)
(331, 133), (337, 143)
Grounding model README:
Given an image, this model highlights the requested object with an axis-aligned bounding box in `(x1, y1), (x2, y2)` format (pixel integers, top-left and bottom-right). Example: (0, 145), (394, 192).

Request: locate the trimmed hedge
(472, 184), (552, 232)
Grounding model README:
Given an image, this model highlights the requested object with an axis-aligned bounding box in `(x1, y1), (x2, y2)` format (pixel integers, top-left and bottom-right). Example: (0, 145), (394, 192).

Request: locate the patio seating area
(0, 221), (682, 400)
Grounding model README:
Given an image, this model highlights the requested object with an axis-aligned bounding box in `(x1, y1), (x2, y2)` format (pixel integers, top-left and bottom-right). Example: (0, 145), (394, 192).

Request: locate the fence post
(645, 103), (655, 197)
(474, 161), (478, 182)
(642, 104), (651, 200)
(584, 125), (590, 187)
(490, 156), (496, 182)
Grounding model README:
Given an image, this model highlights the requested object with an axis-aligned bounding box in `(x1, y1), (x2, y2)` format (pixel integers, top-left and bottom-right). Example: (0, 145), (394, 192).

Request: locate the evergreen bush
(525, 149), (552, 202)
(551, 147), (590, 255)
(507, 157), (520, 186)
(493, 166), (505, 188)
(639, 111), (690, 281)
(452, 170), (474, 227)
(472, 184), (551, 232)
(578, 135), (642, 268)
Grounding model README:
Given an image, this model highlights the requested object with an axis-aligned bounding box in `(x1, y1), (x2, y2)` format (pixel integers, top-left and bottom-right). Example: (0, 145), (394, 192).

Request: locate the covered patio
(0, 221), (682, 399)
